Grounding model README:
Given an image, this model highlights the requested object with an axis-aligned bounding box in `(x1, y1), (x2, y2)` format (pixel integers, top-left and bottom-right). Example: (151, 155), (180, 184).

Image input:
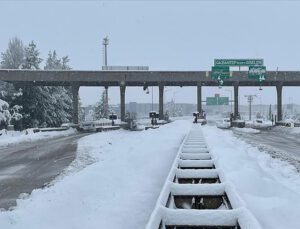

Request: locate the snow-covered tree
(78, 97), (85, 122)
(0, 37), (24, 129)
(0, 99), (11, 129)
(0, 37), (25, 69)
(165, 99), (183, 117)
(22, 41), (42, 70)
(1, 39), (74, 128)
(43, 50), (73, 126)
(94, 90), (111, 120)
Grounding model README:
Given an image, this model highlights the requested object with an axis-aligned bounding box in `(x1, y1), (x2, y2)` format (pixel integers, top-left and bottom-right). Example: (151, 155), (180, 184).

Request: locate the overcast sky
(1, 1), (300, 106)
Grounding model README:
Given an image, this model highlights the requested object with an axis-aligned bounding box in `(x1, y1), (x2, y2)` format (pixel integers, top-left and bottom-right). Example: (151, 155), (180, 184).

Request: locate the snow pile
(232, 127), (260, 134)
(203, 126), (300, 229)
(0, 128), (77, 147)
(0, 120), (192, 229)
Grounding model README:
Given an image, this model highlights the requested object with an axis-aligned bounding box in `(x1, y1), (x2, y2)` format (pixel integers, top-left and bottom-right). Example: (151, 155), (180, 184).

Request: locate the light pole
(245, 95), (256, 121)
(102, 36), (109, 117)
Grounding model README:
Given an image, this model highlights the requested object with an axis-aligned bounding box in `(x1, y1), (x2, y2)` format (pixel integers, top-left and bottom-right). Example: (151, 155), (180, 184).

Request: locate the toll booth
(109, 113), (118, 126)
(193, 111), (207, 125)
(149, 111), (159, 125)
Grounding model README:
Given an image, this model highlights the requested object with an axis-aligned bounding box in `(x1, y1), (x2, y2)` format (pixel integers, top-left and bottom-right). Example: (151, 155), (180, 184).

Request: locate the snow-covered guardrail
(146, 125), (261, 229)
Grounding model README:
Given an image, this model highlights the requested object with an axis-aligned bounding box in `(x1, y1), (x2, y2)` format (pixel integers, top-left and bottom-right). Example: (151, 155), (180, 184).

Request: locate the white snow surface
(0, 128), (77, 147)
(0, 120), (191, 229)
(203, 125), (300, 229)
(232, 127), (260, 134)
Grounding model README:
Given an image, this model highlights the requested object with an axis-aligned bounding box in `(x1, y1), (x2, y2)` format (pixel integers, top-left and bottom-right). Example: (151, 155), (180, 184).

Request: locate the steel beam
(276, 85), (283, 121)
(120, 85), (126, 121)
(197, 84), (202, 113)
(159, 84), (164, 120)
(234, 84), (239, 119)
(71, 85), (80, 124)
(1, 70), (300, 87)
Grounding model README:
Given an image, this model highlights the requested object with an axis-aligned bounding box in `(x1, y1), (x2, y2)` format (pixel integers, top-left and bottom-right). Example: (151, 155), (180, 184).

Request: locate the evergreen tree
(78, 97), (85, 123)
(0, 37), (24, 129)
(43, 50), (73, 126)
(0, 99), (11, 129)
(0, 37), (25, 69)
(22, 41), (42, 70)
(94, 90), (110, 120)
(19, 41), (45, 127)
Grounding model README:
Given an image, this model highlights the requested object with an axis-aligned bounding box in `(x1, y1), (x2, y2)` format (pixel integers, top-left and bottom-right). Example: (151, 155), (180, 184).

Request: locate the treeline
(0, 37), (73, 130)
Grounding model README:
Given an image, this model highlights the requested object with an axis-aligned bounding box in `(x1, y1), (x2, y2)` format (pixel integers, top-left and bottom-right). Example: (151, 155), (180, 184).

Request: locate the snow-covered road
(0, 120), (192, 229)
(203, 125), (300, 229)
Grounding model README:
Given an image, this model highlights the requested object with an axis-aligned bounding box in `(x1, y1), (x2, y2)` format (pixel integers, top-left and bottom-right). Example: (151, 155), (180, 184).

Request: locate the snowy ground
(0, 128), (77, 147)
(0, 120), (192, 229)
(203, 125), (300, 229)
(1, 120), (299, 228)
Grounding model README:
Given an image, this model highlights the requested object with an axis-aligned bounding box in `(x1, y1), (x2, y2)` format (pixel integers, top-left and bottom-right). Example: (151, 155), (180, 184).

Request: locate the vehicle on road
(217, 118), (231, 129)
(249, 119), (273, 130)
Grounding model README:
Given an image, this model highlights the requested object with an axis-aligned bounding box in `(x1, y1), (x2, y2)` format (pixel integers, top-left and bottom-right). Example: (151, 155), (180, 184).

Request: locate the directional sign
(248, 66), (266, 81)
(211, 66), (230, 79)
(214, 59), (264, 66)
(206, 96), (229, 106)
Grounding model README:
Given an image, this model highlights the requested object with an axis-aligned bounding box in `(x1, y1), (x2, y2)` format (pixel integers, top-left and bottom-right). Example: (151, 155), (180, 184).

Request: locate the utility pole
(103, 36), (109, 117)
(245, 95), (256, 121)
(103, 36), (109, 66)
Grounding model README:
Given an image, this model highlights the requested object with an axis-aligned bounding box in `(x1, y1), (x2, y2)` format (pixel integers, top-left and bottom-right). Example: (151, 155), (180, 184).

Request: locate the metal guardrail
(102, 66), (149, 71)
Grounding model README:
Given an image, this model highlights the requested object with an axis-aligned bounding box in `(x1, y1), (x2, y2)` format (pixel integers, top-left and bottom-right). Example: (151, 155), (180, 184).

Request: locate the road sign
(211, 66), (230, 79)
(214, 59), (264, 66)
(206, 96), (229, 105)
(248, 66), (266, 81)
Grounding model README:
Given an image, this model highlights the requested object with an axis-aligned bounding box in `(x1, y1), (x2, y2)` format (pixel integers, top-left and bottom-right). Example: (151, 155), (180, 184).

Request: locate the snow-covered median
(0, 120), (192, 229)
(0, 128), (77, 147)
(203, 126), (300, 229)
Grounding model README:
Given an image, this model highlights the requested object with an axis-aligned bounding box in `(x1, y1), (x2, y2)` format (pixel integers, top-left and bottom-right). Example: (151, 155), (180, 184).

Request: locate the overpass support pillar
(234, 84), (239, 119)
(120, 85), (126, 121)
(276, 84), (283, 121)
(159, 84), (164, 120)
(71, 85), (80, 124)
(197, 84), (202, 113)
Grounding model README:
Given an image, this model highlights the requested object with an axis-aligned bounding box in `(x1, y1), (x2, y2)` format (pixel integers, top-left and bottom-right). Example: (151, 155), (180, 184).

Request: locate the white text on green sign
(214, 59), (264, 66)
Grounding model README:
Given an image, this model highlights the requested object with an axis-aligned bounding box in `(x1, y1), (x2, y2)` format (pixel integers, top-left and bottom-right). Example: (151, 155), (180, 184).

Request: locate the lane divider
(146, 125), (261, 229)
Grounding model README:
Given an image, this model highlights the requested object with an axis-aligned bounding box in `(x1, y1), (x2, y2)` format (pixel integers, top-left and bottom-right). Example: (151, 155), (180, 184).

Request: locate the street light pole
(245, 95), (256, 121)
(102, 36), (109, 117)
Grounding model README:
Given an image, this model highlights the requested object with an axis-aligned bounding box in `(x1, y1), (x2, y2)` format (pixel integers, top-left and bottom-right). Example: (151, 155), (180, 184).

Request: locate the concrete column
(197, 84), (202, 113)
(234, 84), (239, 119)
(120, 85), (126, 121)
(71, 85), (80, 124)
(159, 84), (164, 120)
(276, 84), (283, 121)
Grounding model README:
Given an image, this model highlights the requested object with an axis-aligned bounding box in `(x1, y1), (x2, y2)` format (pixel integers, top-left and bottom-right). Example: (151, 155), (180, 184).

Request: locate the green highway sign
(206, 96), (229, 106)
(214, 59), (264, 66)
(248, 66), (266, 81)
(211, 66), (230, 79)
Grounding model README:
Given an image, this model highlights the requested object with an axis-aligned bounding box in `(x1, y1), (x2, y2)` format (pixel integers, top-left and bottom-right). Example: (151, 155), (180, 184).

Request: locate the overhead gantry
(0, 70), (298, 123)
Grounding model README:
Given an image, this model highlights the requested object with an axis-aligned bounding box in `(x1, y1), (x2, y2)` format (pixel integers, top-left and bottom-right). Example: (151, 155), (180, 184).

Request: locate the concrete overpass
(1, 69), (299, 123)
